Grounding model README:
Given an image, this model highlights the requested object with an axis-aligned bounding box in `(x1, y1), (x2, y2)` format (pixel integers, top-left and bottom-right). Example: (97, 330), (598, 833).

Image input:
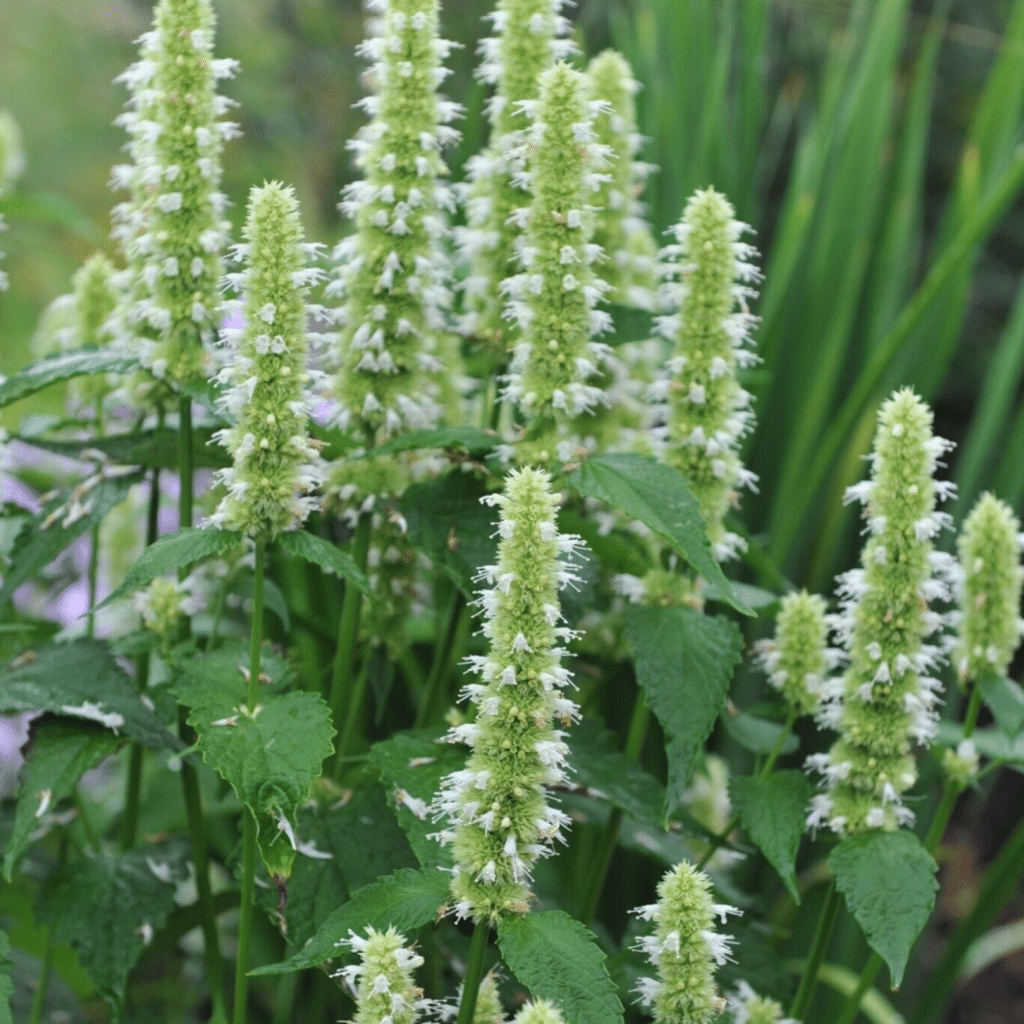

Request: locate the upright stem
(789, 880), (841, 1021)
(833, 953), (882, 1024)
(234, 538), (266, 1024)
(454, 923), (490, 1024)
(28, 838), (68, 1024)
(337, 659), (371, 767)
(86, 523), (100, 639)
(415, 588), (466, 728)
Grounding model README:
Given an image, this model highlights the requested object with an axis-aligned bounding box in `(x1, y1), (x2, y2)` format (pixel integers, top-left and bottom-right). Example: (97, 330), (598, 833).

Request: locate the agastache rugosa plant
(434, 466), (583, 923)
(807, 388), (957, 836)
(110, 0), (237, 386)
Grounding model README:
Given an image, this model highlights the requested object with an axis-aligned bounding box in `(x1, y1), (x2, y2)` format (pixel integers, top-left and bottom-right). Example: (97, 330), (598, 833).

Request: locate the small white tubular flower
(954, 492), (1024, 683)
(654, 187), (762, 563)
(339, 927), (431, 1024)
(457, 0), (576, 343)
(808, 389), (955, 836)
(210, 183), (324, 539)
(501, 62), (617, 463)
(725, 982), (797, 1024)
(434, 468), (584, 923)
(331, 0), (463, 444)
(585, 50), (657, 309)
(512, 1000), (565, 1024)
(109, 0), (237, 386)
(632, 861), (739, 1024)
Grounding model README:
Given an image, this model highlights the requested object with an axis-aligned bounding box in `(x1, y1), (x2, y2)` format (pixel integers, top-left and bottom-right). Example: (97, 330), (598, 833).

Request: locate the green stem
(327, 514), (372, 769)
(28, 838), (68, 1024)
(86, 523), (100, 639)
(73, 789), (100, 853)
(789, 881), (841, 1021)
(833, 952), (882, 1024)
(336, 659), (370, 769)
(415, 589), (466, 728)
(234, 539), (266, 1024)
(454, 923), (490, 1024)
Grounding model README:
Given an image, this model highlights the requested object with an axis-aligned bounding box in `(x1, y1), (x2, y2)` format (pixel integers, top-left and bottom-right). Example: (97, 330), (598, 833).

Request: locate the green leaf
(366, 729), (465, 869)
(16, 426), (230, 470)
(569, 717), (665, 824)
(96, 527), (243, 611)
(497, 911), (624, 1024)
(703, 581), (779, 611)
(830, 830), (938, 988)
(175, 653), (335, 879)
(3, 715), (121, 880)
(605, 304), (654, 346)
(567, 453), (750, 615)
(400, 473), (499, 596)
(251, 867), (451, 975)
(0, 472), (142, 607)
(278, 530), (371, 595)
(0, 349), (138, 409)
(935, 720), (1024, 765)
(0, 929), (12, 1024)
(720, 710), (799, 756)
(0, 639), (177, 751)
(37, 845), (187, 1010)
(625, 605), (743, 814)
(979, 673), (1024, 738)
(367, 426), (500, 457)
(729, 770), (811, 902)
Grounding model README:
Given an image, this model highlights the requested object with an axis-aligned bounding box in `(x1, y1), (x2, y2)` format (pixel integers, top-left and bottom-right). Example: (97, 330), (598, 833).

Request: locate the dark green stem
(454, 923), (490, 1024)
(28, 838), (68, 1024)
(86, 523), (100, 639)
(833, 952), (882, 1024)
(789, 880), (841, 1020)
(337, 658), (370, 769)
(415, 588), (466, 728)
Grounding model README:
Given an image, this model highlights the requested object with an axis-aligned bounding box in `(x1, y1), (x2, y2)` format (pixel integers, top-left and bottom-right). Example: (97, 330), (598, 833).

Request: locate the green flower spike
(210, 183), (325, 539)
(338, 927), (434, 1024)
(586, 50), (657, 309)
(953, 492), (1024, 683)
(756, 590), (838, 719)
(807, 388), (957, 836)
(653, 187), (761, 563)
(434, 467), (584, 924)
(633, 860), (740, 1024)
(458, 0), (576, 346)
(135, 575), (200, 655)
(725, 982), (796, 1024)
(329, 0), (462, 445)
(473, 972), (507, 1024)
(110, 0), (238, 385)
(502, 62), (617, 464)
(513, 1001), (565, 1024)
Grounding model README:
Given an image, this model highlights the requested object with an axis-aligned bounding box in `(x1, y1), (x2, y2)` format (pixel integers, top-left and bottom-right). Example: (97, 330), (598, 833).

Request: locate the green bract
(458, 0), (575, 346)
(434, 467), (584, 923)
(110, 0), (237, 386)
(210, 182), (325, 539)
(330, 0), (461, 445)
(953, 492), (1024, 682)
(503, 62), (616, 464)
(338, 927), (430, 1024)
(808, 388), (956, 836)
(513, 1000), (565, 1024)
(654, 187), (761, 563)
(633, 860), (739, 1024)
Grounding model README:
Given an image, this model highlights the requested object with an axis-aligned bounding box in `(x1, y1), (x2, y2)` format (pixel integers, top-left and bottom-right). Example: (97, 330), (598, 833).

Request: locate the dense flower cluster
(339, 927), (433, 1024)
(210, 183), (325, 539)
(433, 467), (583, 923)
(807, 389), (956, 836)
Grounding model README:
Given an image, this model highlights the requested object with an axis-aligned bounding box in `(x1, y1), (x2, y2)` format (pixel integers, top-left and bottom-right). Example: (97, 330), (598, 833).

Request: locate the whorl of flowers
(433, 467), (584, 923)
(807, 388), (957, 836)
(756, 591), (837, 719)
(953, 492), (1024, 683)
(512, 1001), (564, 1024)
(135, 575), (201, 654)
(725, 982), (796, 1024)
(633, 860), (740, 1024)
(0, 110), (24, 291)
(210, 183), (325, 539)
(502, 62), (616, 463)
(110, 0), (238, 385)
(458, 0), (576, 342)
(329, 0), (461, 445)
(338, 927), (432, 1024)
(585, 50), (657, 309)
(652, 187), (761, 563)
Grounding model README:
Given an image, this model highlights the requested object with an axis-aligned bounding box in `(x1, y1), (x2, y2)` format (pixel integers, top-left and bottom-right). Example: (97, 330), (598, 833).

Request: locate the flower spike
(338, 927), (434, 1024)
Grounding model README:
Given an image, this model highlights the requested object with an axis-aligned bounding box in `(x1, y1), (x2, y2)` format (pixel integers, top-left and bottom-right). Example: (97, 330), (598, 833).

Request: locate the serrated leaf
(605, 304), (654, 346)
(729, 771), (811, 902)
(3, 716), (121, 880)
(831, 830), (938, 988)
(367, 426), (500, 457)
(0, 472), (141, 607)
(37, 845), (186, 1010)
(175, 654), (334, 879)
(400, 473), (499, 596)
(96, 527), (243, 610)
(251, 867), (451, 975)
(0, 639), (177, 751)
(720, 710), (799, 756)
(979, 673), (1024, 738)
(16, 426), (229, 470)
(569, 717), (664, 824)
(366, 729), (465, 869)
(278, 530), (371, 595)
(0, 929), (12, 1024)
(625, 605), (743, 815)
(497, 911), (624, 1024)
(567, 453), (750, 615)
(0, 349), (138, 409)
